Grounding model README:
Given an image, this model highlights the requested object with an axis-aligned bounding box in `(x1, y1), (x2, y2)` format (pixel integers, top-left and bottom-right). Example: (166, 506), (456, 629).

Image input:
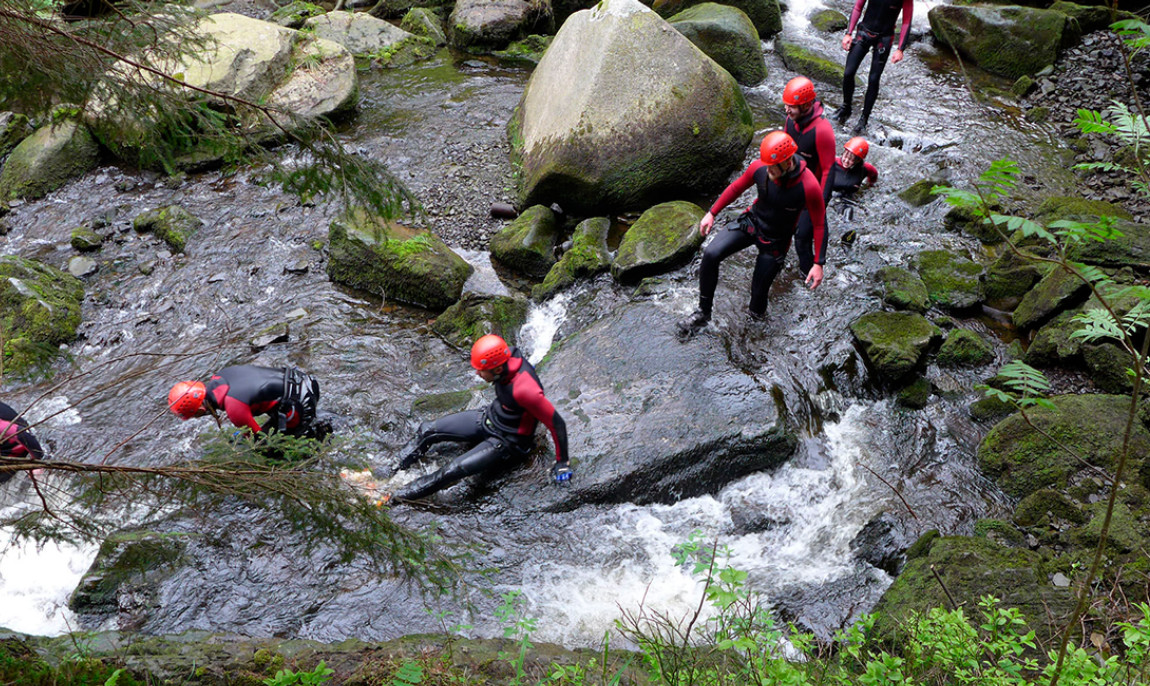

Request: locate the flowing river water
(0, 0), (1081, 647)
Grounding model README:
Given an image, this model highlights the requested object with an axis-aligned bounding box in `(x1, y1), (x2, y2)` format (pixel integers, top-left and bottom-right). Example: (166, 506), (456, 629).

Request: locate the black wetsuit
(397, 348), (569, 501)
(0, 401), (45, 485)
(843, 0), (913, 123)
(205, 365), (321, 437)
(786, 101), (837, 275)
(699, 159), (827, 317)
(826, 158), (879, 197)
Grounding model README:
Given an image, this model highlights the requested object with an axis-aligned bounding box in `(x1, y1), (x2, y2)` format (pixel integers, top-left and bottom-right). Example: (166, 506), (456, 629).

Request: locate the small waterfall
(518, 293), (571, 365)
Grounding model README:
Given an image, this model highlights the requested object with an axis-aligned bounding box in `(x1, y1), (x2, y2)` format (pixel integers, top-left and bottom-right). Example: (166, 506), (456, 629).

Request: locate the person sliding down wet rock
(825, 136), (879, 244)
(0, 401), (45, 485)
(385, 334), (571, 504)
(783, 76), (837, 277)
(834, 0), (913, 135)
(168, 365), (331, 441)
(678, 131), (828, 338)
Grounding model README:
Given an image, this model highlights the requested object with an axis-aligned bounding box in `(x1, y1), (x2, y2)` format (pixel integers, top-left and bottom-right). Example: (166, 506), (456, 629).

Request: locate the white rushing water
(518, 292), (571, 365)
(0, 533), (98, 635)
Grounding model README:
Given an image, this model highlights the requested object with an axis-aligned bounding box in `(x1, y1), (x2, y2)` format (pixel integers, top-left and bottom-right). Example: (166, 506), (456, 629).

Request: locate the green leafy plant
(390, 660), (424, 686)
(262, 660), (335, 686)
(495, 590), (538, 686)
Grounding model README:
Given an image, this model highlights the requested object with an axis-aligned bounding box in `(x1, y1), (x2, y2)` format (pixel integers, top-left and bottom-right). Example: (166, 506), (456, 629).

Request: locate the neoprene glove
(551, 461), (574, 484)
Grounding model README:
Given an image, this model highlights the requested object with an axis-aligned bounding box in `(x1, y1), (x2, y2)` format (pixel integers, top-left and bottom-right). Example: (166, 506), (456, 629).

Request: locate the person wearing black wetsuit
(168, 365), (327, 439)
(783, 76), (837, 277)
(390, 334), (572, 502)
(825, 136), (879, 243)
(678, 130), (828, 336)
(834, 0), (913, 134)
(0, 401), (45, 485)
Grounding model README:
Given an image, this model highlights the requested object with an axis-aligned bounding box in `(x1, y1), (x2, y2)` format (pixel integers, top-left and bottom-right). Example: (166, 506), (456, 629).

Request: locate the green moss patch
(937, 328), (993, 367)
(431, 293), (529, 349)
(849, 311), (942, 381)
(533, 217), (610, 300)
(875, 266), (929, 313)
(489, 204), (559, 278)
(775, 38), (849, 87)
(132, 205), (204, 253)
(0, 255), (84, 375)
(611, 200), (705, 283)
(912, 249), (985, 312)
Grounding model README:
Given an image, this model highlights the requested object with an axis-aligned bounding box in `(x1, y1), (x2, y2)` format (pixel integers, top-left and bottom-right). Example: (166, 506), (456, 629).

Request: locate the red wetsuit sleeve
(709, 161), (764, 216)
(816, 122), (836, 192)
(513, 382), (569, 463)
(898, 0), (912, 51)
(848, 0), (866, 34)
(223, 397), (262, 433)
(864, 162), (879, 185)
(803, 174), (828, 265)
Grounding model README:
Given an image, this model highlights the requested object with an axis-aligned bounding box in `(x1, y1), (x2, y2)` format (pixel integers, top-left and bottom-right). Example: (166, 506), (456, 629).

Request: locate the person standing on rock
(834, 0), (913, 135)
(385, 334), (572, 503)
(825, 136), (879, 244)
(784, 76), (836, 277)
(678, 131), (827, 337)
(0, 401), (45, 485)
(168, 365), (330, 441)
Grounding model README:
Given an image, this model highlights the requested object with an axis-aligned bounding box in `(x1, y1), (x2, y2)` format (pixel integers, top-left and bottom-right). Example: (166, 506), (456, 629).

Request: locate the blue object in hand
(551, 461), (574, 484)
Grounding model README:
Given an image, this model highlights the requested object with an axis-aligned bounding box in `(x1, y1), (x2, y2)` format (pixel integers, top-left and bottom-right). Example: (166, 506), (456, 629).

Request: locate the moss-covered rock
(876, 266), (929, 313)
(431, 292), (530, 349)
(937, 328), (994, 367)
(898, 179), (938, 207)
(69, 530), (189, 618)
(669, 4), (766, 86)
(943, 204), (1004, 244)
(1033, 195), (1132, 225)
(653, 0), (781, 36)
(489, 204), (559, 278)
(268, 0), (325, 28)
(612, 200), (705, 283)
(1068, 221), (1150, 272)
(977, 393), (1150, 498)
(973, 518), (1026, 546)
(809, 8), (848, 32)
(449, 0), (553, 50)
(70, 225), (105, 252)
(1049, 1), (1139, 34)
(0, 116), (99, 201)
(327, 210), (473, 310)
(306, 11), (433, 66)
(970, 393), (1016, 423)
(775, 38), (848, 87)
(896, 376), (931, 409)
(927, 4), (1066, 80)
(983, 249), (1053, 310)
(369, 0), (452, 18)
(1070, 501), (1147, 554)
(0, 255), (84, 374)
(912, 249), (985, 312)
(1083, 342), (1131, 394)
(534, 217), (611, 300)
(0, 111), (33, 161)
(132, 205), (204, 253)
(1024, 309), (1083, 367)
(1012, 264), (1090, 330)
(493, 34), (552, 64)
(849, 311), (943, 382)
(873, 535), (1075, 645)
(400, 7), (449, 45)
(1011, 75), (1035, 97)
(412, 390), (473, 415)
(1013, 488), (1085, 527)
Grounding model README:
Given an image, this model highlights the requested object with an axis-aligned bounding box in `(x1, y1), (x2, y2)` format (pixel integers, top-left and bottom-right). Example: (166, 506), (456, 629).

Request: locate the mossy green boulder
(0, 116), (99, 201)
(0, 111), (32, 160)
(0, 256), (84, 374)
(984, 249), (1053, 309)
(412, 389), (473, 415)
(943, 205), (1004, 244)
(1069, 221), (1150, 272)
(431, 292), (530, 349)
(875, 266), (929, 313)
(1024, 309), (1083, 367)
(400, 7), (449, 45)
(305, 11), (432, 65)
(1070, 501), (1148, 554)
(810, 8), (848, 32)
(612, 201), (705, 283)
(1012, 264), (1089, 330)
(937, 328), (993, 367)
(1033, 195), (1132, 225)
(668, 4), (766, 86)
(970, 393), (1016, 423)
(133, 205), (204, 253)
(896, 376), (931, 409)
(534, 217), (610, 300)
(494, 34), (552, 64)
(69, 530), (188, 616)
(775, 38), (849, 87)
(912, 249), (985, 312)
(928, 4), (1066, 80)
(653, 0), (781, 36)
(1011, 75), (1035, 97)
(849, 311), (942, 381)
(873, 535), (1075, 645)
(1049, 1), (1139, 35)
(489, 204), (560, 278)
(369, 0), (452, 19)
(449, 0), (553, 50)
(1013, 488), (1085, 527)
(898, 179), (938, 207)
(977, 394), (1150, 498)
(268, 0), (325, 28)
(70, 226), (105, 252)
(327, 210), (473, 310)
(1082, 342), (1131, 394)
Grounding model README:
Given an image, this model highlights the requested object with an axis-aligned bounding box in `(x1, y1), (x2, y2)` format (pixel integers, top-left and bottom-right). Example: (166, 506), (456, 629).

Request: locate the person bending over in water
(0, 401), (45, 485)
(825, 136), (878, 244)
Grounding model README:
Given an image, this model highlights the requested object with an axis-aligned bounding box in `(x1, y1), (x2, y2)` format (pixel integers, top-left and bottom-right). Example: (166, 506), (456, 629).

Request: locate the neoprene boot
(832, 105), (851, 125)
(852, 115), (869, 135)
(677, 309), (711, 338)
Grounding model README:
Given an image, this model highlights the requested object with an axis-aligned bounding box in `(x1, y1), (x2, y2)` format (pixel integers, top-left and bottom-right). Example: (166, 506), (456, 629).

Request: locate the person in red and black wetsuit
(678, 130), (827, 336)
(784, 77), (836, 278)
(825, 136), (879, 244)
(168, 365), (326, 439)
(0, 401), (45, 485)
(390, 334), (571, 502)
(834, 0), (913, 134)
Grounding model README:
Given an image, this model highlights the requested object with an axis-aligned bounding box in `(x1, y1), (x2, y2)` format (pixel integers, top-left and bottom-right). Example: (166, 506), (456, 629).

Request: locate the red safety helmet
(759, 131), (797, 164)
(169, 380), (206, 419)
(471, 334), (511, 371)
(782, 76), (817, 106)
(844, 136), (869, 160)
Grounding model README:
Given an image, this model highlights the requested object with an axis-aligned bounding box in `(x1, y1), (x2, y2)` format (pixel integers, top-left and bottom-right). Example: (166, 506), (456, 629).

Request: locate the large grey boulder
(511, 0), (753, 215)
(928, 4), (1066, 79)
(668, 3), (766, 86)
(304, 11), (433, 65)
(611, 200), (705, 283)
(327, 210), (473, 310)
(87, 13), (357, 167)
(653, 0), (781, 36)
(505, 298), (798, 510)
(450, 0), (553, 50)
(0, 116), (99, 201)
